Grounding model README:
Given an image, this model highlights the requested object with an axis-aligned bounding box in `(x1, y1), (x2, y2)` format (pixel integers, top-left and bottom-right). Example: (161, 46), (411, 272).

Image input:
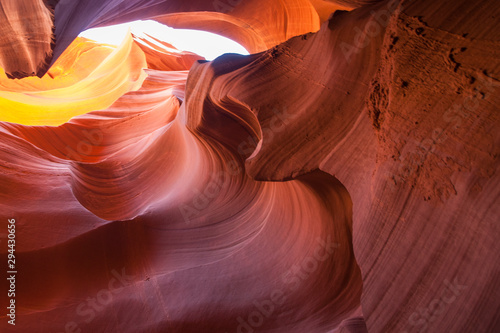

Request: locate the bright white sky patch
(79, 20), (249, 60)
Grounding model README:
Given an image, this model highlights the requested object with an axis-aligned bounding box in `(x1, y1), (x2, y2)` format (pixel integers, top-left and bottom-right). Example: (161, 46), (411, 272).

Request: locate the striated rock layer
(0, 0), (54, 78)
(0, 0), (499, 332)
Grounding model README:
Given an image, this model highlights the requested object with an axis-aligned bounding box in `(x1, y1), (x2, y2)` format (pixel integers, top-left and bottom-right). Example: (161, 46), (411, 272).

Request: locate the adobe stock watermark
(213, 0), (242, 14)
(236, 106), (295, 157)
(340, 0), (402, 63)
(180, 105), (297, 224)
(6, 218), (16, 326)
(63, 127), (104, 161)
(229, 236), (340, 333)
(390, 73), (500, 190)
(401, 277), (467, 332)
(57, 268), (134, 333)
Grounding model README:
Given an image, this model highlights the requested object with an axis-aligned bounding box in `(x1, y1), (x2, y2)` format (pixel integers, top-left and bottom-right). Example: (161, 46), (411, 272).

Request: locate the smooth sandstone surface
(0, 0), (498, 332)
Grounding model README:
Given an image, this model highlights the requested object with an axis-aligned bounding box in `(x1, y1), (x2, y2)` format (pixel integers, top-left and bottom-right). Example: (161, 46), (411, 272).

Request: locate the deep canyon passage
(0, 0), (499, 332)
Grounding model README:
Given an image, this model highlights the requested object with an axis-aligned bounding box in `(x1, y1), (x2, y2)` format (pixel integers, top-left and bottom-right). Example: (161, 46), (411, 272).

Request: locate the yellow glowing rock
(0, 34), (147, 126)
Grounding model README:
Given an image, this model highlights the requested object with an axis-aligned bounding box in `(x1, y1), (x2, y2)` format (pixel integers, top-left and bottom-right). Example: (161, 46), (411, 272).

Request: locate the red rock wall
(0, 0), (498, 332)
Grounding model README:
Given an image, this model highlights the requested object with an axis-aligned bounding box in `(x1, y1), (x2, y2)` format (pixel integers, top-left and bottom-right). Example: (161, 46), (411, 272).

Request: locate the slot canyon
(0, 0), (498, 332)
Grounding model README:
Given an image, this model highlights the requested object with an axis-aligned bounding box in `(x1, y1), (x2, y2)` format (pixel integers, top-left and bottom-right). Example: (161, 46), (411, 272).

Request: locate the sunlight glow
(79, 20), (249, 60)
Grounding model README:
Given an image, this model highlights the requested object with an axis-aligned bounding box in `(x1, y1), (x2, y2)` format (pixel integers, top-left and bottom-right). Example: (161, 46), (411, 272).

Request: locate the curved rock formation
(0, 0), (499, 332)
(133, 33), (204, 71)
(0, 57), (362, 332)
(0, 35), (147, 125)
(0, 0), (54, 78)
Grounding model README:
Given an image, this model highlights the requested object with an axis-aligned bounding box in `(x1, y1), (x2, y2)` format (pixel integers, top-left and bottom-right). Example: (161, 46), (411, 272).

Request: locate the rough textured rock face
(0, 0), (498, 332)
(0, 0), (54, 78)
